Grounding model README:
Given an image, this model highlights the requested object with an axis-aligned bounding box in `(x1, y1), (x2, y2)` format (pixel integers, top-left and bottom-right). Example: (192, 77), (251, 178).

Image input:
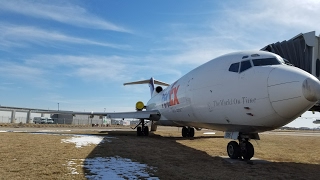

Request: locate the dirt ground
(0, 126), (319, 179)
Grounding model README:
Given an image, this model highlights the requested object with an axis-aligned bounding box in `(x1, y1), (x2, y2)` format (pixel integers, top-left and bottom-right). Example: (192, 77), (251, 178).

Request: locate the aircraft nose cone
(268, 67), (320, 119)
(302, 77), (320, 102)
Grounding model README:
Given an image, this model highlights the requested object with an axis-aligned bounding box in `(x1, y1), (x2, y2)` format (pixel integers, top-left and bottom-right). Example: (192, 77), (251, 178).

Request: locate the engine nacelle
(155, 86), (163, 93)
(136, 101), (145, 111)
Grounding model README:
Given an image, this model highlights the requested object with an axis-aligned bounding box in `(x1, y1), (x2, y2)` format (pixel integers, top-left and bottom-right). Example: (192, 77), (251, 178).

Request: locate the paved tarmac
(261, 131), (320, 137)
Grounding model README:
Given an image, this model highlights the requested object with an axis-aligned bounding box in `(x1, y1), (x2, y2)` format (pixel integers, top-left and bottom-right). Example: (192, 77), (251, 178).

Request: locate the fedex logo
(161, 82), (180, 108)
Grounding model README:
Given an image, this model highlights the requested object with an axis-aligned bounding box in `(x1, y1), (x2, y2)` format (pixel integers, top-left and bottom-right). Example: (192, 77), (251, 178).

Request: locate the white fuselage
(146, 51), (320, 133)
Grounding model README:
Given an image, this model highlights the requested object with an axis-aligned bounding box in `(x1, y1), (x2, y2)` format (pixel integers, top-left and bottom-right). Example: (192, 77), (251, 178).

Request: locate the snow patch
(67, 160), (80, 175)
(203, 132), (216, 135)
(0, 130), (27, 133)
(61, 135), (114, 148)
(84, 156), (159, 180)
(63, 159), (85, 175)
(38, 129), (71, 132)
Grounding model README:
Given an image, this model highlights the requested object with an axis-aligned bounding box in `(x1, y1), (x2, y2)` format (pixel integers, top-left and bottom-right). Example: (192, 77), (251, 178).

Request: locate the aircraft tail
(124, 77), (170, 97)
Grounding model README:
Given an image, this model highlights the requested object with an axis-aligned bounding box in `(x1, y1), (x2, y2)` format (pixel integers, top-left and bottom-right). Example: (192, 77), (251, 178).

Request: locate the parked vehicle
(33, 117), (47, 124)
(46, 118), (54, 124)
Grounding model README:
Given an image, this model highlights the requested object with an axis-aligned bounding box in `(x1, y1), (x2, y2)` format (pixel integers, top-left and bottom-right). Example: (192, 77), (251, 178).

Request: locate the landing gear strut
(182, 127), (195, 137)
(227, 135), (254, 160)
(134, 119), (149, 136)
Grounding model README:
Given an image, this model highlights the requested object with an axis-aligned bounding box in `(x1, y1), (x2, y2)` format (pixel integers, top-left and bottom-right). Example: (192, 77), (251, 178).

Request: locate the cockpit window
(252, 58), (281, 66)
(229, 62), (240, 73)
(240, 60), (252, 73)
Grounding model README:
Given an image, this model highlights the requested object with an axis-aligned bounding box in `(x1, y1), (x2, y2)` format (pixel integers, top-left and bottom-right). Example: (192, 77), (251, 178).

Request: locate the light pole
(57, 103), (59, 124)
(103, 108), (106, 125)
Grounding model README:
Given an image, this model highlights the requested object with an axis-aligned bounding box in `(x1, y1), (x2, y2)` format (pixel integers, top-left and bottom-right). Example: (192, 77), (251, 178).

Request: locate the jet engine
(155, 86), (163, 93)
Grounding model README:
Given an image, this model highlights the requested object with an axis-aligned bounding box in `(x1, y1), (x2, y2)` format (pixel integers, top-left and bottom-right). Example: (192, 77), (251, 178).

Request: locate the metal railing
(0, 116), (107, 125)
(0, 116), (139, 126)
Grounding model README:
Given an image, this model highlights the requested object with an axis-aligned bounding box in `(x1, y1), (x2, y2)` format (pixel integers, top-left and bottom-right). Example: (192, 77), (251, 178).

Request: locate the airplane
(35, 50), (320, 160)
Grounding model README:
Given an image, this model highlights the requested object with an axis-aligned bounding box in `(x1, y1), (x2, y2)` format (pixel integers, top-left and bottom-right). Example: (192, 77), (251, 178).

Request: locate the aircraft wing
(32, 110), (161, 120)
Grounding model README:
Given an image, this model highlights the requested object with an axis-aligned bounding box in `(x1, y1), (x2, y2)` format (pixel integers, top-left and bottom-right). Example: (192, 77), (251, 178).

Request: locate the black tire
(137, 127), (142, 136)
(189, 128), (195, 137)
(242, 141), (254, 160)
(227, 141), (240, 159)
(143, 126), (149, 136)
(182, 127), (188, 137)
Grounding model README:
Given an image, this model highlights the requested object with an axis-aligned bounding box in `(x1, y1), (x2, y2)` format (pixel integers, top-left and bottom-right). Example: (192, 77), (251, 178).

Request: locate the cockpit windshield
(228, 57), (285, 74)
(252, 58), (281, 66)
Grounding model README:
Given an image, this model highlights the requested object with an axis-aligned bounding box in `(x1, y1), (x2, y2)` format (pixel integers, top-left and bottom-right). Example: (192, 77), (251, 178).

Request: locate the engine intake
(156, 86), (163, 93)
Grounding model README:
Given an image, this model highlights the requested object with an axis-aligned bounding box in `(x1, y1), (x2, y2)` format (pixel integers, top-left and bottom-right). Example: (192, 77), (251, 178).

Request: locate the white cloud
(152, 0), (320, 67)
(21, 54), (181, 84)
(0, 61), (48, 86)
(216, 0), (320, 43)
(228, 0), (320, 30)
(0, 0), (130, 33)
(0, 24), (129, 49)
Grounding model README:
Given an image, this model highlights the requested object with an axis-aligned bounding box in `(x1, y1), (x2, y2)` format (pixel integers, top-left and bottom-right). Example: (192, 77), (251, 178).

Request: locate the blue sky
(0, 0), (320, 127)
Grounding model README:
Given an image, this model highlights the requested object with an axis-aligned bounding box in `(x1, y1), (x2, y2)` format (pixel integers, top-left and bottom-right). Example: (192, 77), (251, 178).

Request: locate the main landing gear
(182, 127), (195, 137)
(133, 119), (149, 136)
(227, 136), (254, 160)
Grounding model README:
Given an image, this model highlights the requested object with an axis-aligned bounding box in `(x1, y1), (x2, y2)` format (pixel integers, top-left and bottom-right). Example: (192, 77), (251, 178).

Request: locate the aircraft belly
(155, 120), (277, 133)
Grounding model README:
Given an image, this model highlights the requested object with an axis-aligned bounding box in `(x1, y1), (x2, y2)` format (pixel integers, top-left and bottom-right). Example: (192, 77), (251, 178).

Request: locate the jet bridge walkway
(261, 31), (320, 112)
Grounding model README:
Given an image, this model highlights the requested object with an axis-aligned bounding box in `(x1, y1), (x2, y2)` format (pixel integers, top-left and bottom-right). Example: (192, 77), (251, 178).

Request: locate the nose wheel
(227, 141), (240, 159)
(227, 140), (254, 160)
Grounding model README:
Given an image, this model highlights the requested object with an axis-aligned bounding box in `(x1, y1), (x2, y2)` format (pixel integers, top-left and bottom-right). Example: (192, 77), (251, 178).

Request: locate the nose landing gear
(227, 136), (255, 160)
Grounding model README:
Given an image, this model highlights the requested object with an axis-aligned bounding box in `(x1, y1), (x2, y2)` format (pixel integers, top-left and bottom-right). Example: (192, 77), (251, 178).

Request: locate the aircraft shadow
(99, 130), (224, 139)
(82, 130), (320, 179)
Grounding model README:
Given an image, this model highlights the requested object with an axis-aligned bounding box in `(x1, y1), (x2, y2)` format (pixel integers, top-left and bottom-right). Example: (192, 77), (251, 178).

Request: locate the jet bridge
(261, 31), (320, 112)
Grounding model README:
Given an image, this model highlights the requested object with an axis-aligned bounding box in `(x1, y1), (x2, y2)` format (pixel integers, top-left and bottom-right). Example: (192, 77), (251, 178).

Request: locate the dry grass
(0, 127), (319, 179)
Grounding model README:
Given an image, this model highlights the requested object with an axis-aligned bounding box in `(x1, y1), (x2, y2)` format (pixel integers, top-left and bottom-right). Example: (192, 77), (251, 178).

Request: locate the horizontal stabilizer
(124, 79), (170, 86)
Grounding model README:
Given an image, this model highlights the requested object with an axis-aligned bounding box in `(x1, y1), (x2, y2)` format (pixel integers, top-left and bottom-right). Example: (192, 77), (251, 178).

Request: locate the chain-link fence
(0, 116), (11, 123)
(0, 116), (139, 127)
(52, 118), (103, 125)
(0, 116), (27, 123)
(0, 116), (107, 125)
